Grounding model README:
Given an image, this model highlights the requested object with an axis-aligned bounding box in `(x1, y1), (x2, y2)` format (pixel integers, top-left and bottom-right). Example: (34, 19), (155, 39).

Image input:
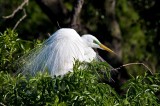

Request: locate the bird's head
(81, 34), (116, 54)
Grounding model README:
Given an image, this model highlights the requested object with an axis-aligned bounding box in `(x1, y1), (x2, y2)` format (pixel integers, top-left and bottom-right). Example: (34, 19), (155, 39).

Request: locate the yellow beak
(99, 44), (116, 55)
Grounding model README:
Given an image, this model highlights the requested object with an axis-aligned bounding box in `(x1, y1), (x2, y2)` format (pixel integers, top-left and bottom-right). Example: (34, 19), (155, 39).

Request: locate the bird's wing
(45, 37), (86, 76)
(16, 33), (86, 76)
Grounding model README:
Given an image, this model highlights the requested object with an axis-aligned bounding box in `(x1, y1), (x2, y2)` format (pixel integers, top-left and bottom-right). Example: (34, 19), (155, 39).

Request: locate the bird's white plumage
(18, 28), (98, 76)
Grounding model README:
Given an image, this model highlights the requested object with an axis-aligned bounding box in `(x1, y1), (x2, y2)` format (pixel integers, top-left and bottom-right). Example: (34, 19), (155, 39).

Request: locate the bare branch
(13, 9), (27, 30)
(56, 21), (61, 29)
(70, 0), (84, 28)
(0, 102), (6, 106)
(2, 0), (29, 30)
(3, 0), (29, 19)
(112, 63), (153, 75)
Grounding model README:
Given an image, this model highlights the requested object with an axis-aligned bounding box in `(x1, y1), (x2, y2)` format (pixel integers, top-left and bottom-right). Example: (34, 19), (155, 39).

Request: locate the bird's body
(18, 28), (115, 76)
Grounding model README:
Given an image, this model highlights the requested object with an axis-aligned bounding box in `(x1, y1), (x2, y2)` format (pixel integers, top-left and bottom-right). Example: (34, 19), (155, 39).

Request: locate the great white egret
(17, 28), (115, 76)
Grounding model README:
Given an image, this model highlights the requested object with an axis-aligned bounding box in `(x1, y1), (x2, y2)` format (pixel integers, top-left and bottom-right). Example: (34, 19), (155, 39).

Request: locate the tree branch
(70, 0), (84, 29)
(13, 9), (27, 30)
(0, 102), (6, 106)
(3, 0), (29, 19)
(105, 0), (122, 59)
(2, 0), (29, 30)
(112, 62), (153, 75)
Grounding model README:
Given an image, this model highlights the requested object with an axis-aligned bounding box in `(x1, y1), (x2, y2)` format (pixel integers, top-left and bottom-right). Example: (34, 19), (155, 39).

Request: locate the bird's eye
(93, 40), (100, 45)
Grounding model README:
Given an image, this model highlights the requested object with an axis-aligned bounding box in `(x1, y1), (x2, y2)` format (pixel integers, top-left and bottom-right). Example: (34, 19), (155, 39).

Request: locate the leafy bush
(121, 73), (160, 105)
(0, 29), (40, 73)
(0, 65), (160, 105)
(0, 61), (120, 106)
(0, 29), (21, 72)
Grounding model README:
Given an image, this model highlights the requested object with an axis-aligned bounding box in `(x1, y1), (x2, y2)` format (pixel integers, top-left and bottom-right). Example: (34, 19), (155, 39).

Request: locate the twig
(112, 62), (153, 75)
(13, 9), (27, 30)
(47, 33), (51, 37)
(56, 21), (61, 29)
(70, 0), (84, 28)
(3, 0), (29, 19)
(2, 0), (29, 30)
(0, 102), (6, 106)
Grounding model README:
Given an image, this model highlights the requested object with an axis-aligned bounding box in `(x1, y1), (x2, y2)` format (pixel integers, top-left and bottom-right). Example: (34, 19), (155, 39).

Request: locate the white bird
(18, 28), (115, 76)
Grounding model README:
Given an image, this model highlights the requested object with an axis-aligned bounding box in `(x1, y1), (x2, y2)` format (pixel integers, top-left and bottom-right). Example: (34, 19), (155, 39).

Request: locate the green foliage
(116, 0), (145, 61)
(0, 29), (40, 72)
(122, 73), (160, 105)
(0, 29), (22, 72)
(0, 61), (120, 106)
(116, 0), (158, 75)
(0, 64), (160, 105)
